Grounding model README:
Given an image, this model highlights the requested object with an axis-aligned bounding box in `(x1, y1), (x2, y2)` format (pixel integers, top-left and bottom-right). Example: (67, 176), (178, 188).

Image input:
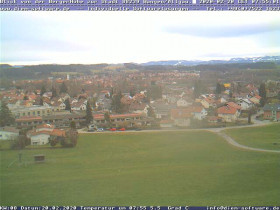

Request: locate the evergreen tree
(104, 112), (112, 128)
(65, 98), (71, 111)
(110, 87), (114, 99)
(60, 82), (68, 94)
(70, 121), (76, 129)
(40, 85), (46, 96)
(229, 90), (233, 99)
(51, 86), (57, 99)
(248, 110), (252, 124)
(0, 100), (15, 127)
(147, 85), (162, 100)
(215, 83), (222, 94)
(147, 106), (156, 118)
(259, 83), (267, 100)
(112, 91), (123, 113)
(129, 88), (136, 97)
(193, 80), (203, 99)
(39, 97), (44, 106)
(85, 101), (93, 124)
(259, 83), (267, 106)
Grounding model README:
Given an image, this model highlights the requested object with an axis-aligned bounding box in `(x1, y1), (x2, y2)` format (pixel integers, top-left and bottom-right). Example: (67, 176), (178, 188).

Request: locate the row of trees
(40, 82), (68, 98)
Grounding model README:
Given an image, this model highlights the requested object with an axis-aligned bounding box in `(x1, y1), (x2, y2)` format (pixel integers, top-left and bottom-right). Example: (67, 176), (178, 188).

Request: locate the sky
(1, 12), (280, 65)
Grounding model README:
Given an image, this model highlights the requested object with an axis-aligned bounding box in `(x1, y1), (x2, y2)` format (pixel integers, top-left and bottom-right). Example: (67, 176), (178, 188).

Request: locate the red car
(119, 128), (126, 131)
(110, 128), (117, 131)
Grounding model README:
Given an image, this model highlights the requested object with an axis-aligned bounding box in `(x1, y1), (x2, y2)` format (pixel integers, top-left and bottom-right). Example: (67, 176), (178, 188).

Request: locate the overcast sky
(1, 12), (280, 65)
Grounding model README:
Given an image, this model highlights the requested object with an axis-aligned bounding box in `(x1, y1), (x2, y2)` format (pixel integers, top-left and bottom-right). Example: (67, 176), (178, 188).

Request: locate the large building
(263, 104), (280, 121)
(15, 113), (86, 128)
(92, 113), (153, 128)
(10, 105), (53, 118)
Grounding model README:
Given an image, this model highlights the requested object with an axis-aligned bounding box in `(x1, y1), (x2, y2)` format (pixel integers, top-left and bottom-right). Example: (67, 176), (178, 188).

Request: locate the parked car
(110, 128), (117, 131)
(119, 128), (126, 131)
(97, 128), (104, 132)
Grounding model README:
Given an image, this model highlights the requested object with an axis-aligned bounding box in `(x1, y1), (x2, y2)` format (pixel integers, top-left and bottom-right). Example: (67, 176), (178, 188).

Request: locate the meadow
(225, 123), (280, 150)
(1, 130), (280, 206)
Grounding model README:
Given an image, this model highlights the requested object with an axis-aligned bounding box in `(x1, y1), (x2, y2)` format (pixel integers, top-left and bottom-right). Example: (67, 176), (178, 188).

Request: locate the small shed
(34, 154), (45, 163)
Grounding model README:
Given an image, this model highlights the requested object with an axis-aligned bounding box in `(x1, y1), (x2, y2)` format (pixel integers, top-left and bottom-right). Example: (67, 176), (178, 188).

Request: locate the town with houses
(0, 66), (280, 148)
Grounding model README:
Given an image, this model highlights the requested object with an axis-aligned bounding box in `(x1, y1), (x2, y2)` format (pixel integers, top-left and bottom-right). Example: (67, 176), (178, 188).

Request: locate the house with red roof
(226, 102), (242, 111)
(170, 108), (192, 127)
(201, 97), (217, 109)
(249, 95), (261, 105)
(190, 106), (208, 120)
(217, 105), (240, 122)
(27, 124), (66, 145)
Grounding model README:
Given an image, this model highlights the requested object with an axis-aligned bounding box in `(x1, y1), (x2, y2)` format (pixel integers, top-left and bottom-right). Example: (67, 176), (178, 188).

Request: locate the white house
(191, 107), (208, 120)
(0, 127), (19, 141)
(177, 98), (191, 107)
(237, 99), (253, 110)
(29, 132), (50, 145)
(71, 100), (87, 111)
(27, 125), (65, 145)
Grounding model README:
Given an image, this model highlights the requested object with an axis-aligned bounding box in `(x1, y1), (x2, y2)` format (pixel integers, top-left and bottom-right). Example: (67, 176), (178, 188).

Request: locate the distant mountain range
(141, 56), (280, 66)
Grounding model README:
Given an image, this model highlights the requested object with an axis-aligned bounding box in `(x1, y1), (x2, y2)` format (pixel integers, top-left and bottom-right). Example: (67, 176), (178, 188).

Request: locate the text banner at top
(0, 0), (280, 10)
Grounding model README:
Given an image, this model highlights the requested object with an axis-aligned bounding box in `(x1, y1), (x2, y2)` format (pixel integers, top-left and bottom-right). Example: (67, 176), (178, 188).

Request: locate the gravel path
(215, 131), (280, 154)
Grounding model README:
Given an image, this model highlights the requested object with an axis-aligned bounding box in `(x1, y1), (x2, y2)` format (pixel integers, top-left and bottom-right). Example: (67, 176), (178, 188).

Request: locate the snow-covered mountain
(141, 56), (280, 66)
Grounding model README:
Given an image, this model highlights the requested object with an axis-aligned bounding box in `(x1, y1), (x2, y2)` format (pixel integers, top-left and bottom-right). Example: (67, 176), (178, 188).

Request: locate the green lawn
(1, 131), (280, 205)
(225, 123), (280, 150)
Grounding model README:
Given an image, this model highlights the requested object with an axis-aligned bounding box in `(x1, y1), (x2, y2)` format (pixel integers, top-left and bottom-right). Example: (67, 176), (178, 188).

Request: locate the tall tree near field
(0, 100), (15, 127)
(70, 121), (76, 129)
(85, 101), (93, 124)
(248, 110), (252, 124)
(259, 83), (267, 99)
(259, 83), (267, 106)
(112, 91), (123, 113)
(147, 106), (156, 118)
(60, 82), (68, 94)
(104, 112), (112, 128)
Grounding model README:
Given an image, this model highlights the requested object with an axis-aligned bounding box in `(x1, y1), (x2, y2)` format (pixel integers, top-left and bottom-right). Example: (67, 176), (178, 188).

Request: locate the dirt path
(215, 131), (280, 154)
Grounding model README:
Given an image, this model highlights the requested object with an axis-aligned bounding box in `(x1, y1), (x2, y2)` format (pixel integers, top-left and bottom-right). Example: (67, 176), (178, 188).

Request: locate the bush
(60, 129), (78, 148)
(50, 137), (58, 147)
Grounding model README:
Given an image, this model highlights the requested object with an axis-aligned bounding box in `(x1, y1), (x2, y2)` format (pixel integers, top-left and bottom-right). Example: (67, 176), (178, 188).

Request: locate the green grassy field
(1, 131), (280, 205)
(225, 123), (280, 150)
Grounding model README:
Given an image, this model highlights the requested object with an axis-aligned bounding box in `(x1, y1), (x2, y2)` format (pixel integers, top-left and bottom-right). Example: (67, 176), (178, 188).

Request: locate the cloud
(165, 22), (280, 38)
(1, 12), (280, 65)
